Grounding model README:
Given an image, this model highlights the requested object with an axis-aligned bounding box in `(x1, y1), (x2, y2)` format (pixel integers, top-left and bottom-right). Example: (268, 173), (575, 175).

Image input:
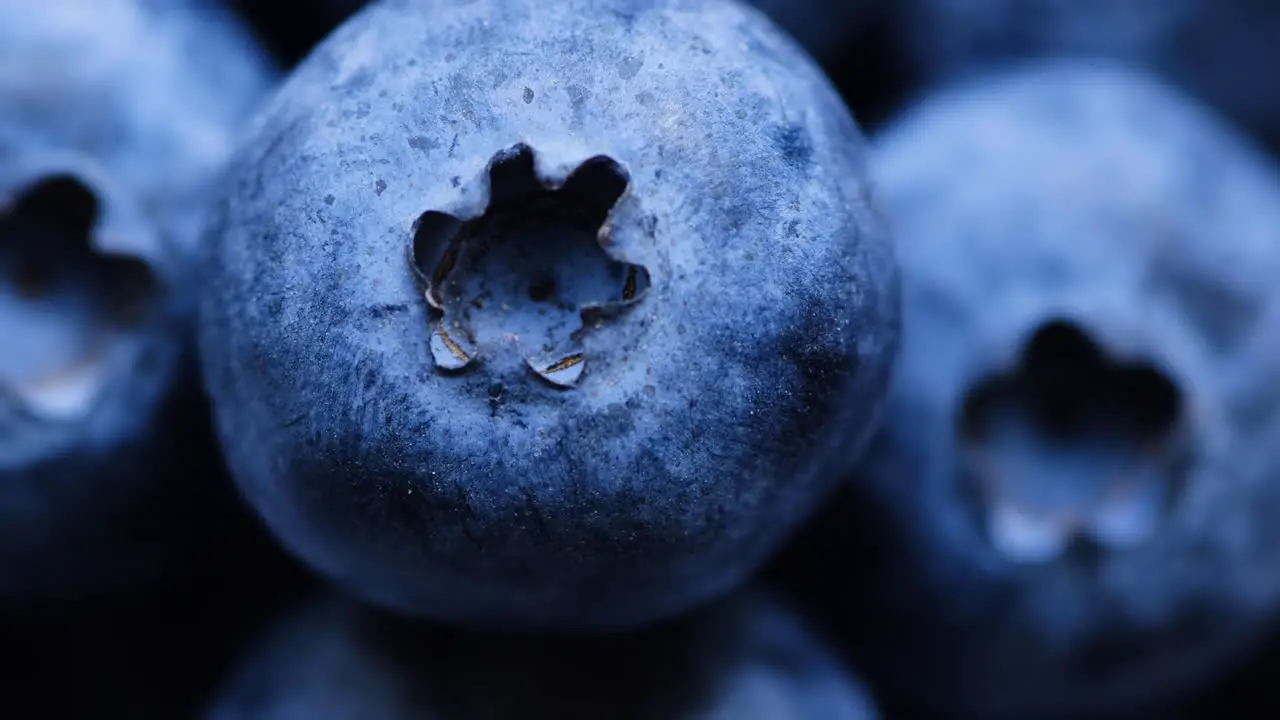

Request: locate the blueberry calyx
(409, 143), (651, 388)
(0, 174), (159, 422)
(956, 319), (1188, 563)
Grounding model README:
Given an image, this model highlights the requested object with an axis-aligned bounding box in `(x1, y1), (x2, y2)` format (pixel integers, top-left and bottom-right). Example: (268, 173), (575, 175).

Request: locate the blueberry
(0, 0), (276, 604)
(785, 60), (1280, 715)
(206, 590), (880, 720)
(0, 0), (277, 255)
(891, 0), (1280, 148)
(198, 0), (899, 630)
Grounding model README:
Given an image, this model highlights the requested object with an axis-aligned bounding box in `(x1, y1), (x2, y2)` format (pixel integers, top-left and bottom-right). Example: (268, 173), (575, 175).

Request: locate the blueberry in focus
(0, 0), (276, 604)
(890, 0), (1280, 148)
(206, 590), (880, 720)
(199, 0), (899, 631)
(784, 60), (1280, 715)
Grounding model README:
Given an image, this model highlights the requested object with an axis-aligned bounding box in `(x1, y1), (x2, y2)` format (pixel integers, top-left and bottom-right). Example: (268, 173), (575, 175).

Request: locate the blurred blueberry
(0, 0), (277, 605)
(0, 0), (277, 254)
(783, 60), (1280, 715)
(198, 0), (899, 631)
(229, 0), (367, 67)
(891, 0), (1280, 148)
(206, 590), (879, 720)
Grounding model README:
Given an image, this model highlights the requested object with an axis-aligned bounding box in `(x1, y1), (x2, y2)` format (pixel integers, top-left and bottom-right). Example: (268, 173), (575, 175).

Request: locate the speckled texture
(787, 60), (1280, 715)
(199, 0), (899, 630)
(206, 590), (880, 720)
(892, 0), (1280, 148)
(0, 0), (276, 604)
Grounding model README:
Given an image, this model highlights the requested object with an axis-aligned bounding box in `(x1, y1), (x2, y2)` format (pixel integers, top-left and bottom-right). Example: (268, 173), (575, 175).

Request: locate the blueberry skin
(199, 0), (898, 630)
(786, 61), (1280, 715)
(892, 0), (1280, 148)
(206, 590), (879, 720)
(0, 0), (276, 604)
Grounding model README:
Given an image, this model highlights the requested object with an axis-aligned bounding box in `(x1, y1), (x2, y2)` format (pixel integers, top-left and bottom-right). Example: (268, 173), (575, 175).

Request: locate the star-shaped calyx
(0, 175), (159, 420)
(956, 319), (1188, 564)
(410, 144), (650, 388)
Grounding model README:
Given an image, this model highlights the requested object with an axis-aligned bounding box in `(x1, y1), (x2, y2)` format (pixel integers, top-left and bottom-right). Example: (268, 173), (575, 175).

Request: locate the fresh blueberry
(784, 60), (1280, 716)
(0, 0), (276, 604)
(206, 590), (880, 720)
(891, 0), (1280, 147)
(198, 0), (899, 631)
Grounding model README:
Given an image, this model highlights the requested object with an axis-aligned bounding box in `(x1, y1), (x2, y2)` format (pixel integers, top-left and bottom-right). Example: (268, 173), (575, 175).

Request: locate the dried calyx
(410, 144), (650, 388)
(0, 175), (159, 421)
(957, 319), (1187, 564)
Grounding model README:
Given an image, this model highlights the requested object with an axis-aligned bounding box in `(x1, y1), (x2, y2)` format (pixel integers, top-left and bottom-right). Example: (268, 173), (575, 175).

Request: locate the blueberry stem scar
(956, 319), (1188, 562)
(0, 175), (159, 420)
(409, 144), (651, 387)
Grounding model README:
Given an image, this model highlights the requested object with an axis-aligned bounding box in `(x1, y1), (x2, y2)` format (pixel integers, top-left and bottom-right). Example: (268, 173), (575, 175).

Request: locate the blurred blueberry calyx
(957, 318), (1188, 564)
(410, 143), (651, 388)
(0, 174), (158, 421)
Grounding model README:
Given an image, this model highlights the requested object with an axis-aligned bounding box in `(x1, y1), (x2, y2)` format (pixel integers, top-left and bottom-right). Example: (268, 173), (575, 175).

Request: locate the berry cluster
(5, 0), (1280, 717)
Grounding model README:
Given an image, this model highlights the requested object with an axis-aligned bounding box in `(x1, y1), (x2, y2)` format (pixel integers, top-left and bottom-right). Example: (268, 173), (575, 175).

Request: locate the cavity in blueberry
(0, 176), (158, 420)
(410, 144), (649, 387)
(957, 319), (1187, 563)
